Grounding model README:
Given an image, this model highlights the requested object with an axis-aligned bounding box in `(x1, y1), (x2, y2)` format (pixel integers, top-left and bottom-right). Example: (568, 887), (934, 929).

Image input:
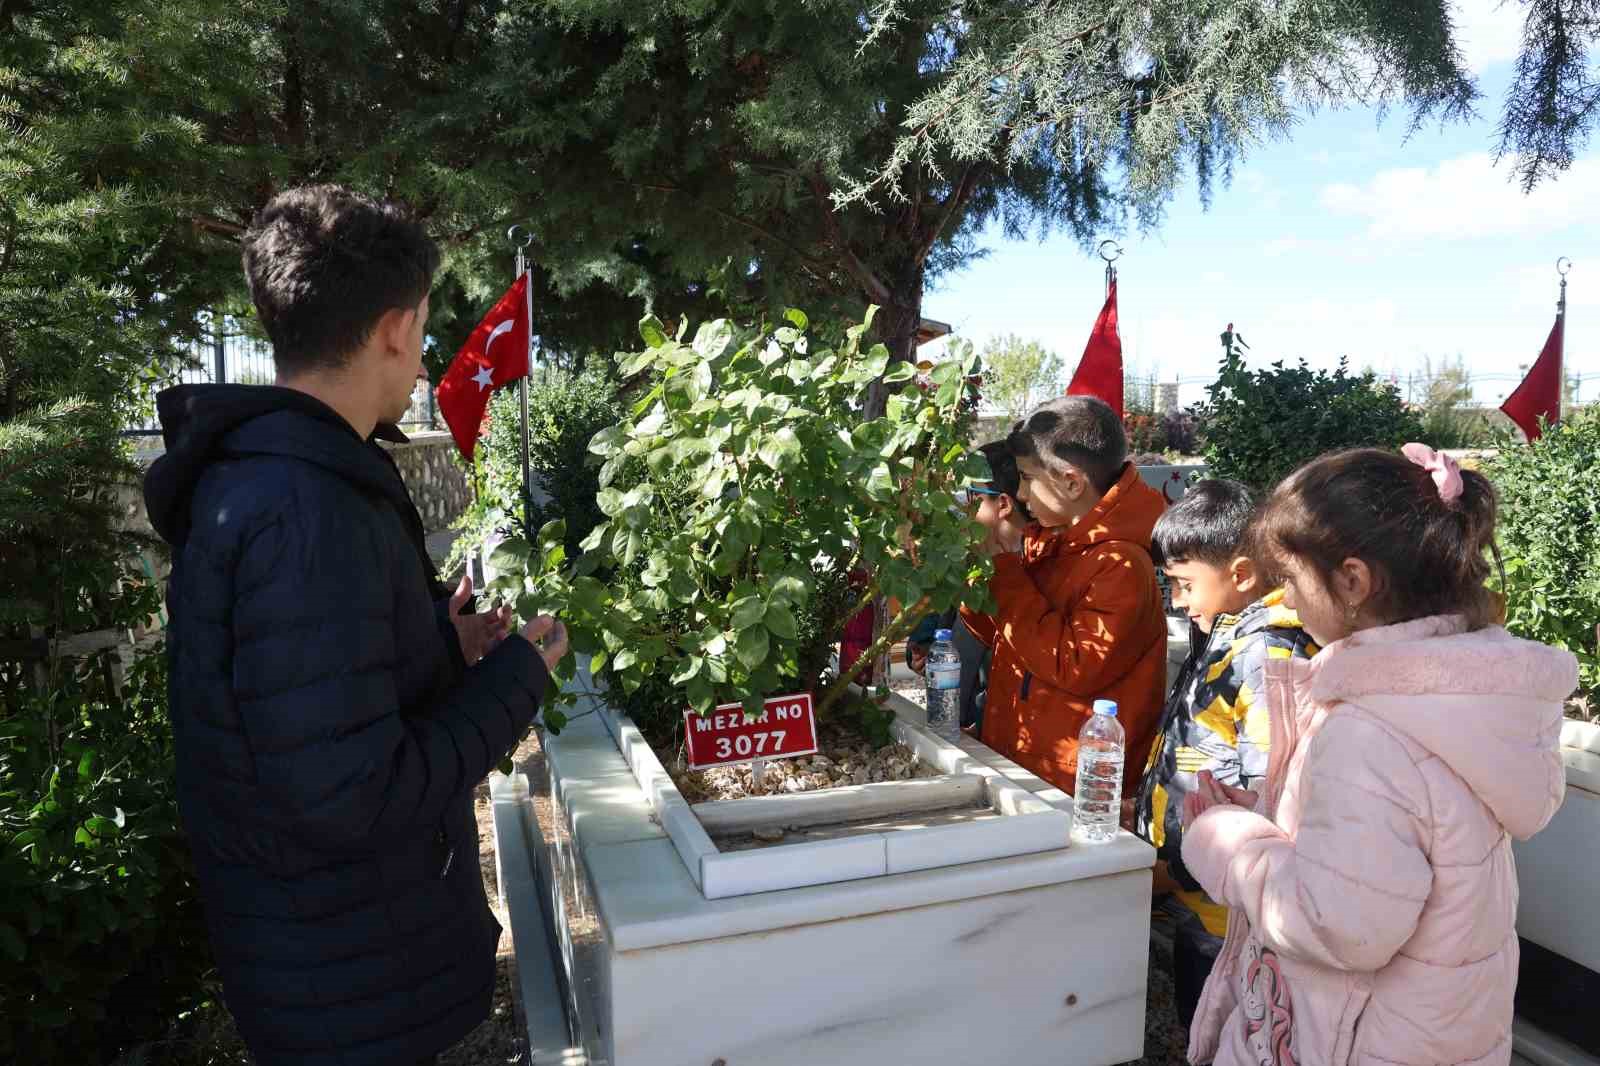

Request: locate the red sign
(683, 693), (818, 770)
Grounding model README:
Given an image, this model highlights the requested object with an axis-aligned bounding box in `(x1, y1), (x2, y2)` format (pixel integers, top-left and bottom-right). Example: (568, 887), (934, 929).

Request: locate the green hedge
(448, 358), (627, 573)
(1486, 411), (1600, 704)
(0, 645), (213, 1061)
(1196, 353), (1423, 491)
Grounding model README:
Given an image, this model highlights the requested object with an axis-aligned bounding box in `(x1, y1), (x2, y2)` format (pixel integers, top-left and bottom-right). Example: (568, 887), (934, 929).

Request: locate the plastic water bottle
(924, 628), (962, 742)
(1072, 700), (1125, 844)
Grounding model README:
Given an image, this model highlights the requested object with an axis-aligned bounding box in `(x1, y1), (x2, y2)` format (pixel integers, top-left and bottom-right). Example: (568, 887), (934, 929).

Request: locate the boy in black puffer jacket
(145, 185), (568, 1066)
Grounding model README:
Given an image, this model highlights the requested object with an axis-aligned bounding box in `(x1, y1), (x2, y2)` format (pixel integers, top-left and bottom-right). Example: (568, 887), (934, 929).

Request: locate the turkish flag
(1501, 314), (1563, 441)
(1067, 277), (1123, 417)
(436, 272), (531, 460)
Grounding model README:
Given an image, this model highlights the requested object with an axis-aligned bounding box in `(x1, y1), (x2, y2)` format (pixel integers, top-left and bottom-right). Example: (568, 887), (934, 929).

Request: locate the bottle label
(928, 664), (961, 691)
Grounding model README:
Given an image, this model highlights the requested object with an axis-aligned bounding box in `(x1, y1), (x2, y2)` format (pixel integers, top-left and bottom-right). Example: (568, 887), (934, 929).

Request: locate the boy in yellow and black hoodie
(1131, 479), (1317, 1029)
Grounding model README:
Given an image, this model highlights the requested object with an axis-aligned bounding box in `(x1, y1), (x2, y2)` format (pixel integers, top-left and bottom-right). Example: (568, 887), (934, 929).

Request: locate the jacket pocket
(1019, 670), (1033, 701)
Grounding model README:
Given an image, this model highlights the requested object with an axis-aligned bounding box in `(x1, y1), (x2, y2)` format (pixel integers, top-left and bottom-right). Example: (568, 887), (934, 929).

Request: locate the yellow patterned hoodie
(1132, 590), (1317, 934)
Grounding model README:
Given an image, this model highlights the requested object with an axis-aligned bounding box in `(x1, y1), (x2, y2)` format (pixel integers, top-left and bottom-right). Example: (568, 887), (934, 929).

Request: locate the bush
(1195, 349), (1424, 491)
(0, 644), (213, 1062)
(1123, 411), (1166, 456)
(1161, 408), (1200, 455)
(1485, 410), (1600, 704)
(491, 309), (993, 747)
(448, 357), (627, 573)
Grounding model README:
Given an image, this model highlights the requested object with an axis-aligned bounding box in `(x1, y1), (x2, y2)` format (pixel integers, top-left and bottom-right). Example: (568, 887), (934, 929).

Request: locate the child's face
(1279, 555), (1362, 646)
(972, 488), (1027, 539)
(1164, 557), (1255, 634)
(1014, 456), (1097, 528)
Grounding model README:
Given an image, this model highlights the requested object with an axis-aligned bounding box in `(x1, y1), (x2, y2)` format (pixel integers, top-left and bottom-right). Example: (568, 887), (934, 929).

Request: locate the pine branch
(191, 215), (246, 239)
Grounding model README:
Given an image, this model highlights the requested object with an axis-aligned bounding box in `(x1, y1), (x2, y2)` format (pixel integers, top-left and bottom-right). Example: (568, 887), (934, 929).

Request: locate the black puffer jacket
(145, 385), (548, 1065)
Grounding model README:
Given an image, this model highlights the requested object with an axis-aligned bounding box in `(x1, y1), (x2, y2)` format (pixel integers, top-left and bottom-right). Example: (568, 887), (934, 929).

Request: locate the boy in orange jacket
(961, 395), (1167, 795)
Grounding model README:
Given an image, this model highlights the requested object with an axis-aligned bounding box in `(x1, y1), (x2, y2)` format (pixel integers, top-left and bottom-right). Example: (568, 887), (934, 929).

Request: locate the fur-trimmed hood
(1310, 615), (1576, 839)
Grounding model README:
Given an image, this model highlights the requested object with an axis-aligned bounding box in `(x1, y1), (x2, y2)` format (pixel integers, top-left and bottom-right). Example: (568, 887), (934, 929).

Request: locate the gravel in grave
(668, 730), (940, 803)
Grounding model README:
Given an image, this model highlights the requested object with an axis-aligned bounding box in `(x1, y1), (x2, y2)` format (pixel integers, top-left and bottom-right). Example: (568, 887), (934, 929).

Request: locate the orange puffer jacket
(962, 462), (1167, 794)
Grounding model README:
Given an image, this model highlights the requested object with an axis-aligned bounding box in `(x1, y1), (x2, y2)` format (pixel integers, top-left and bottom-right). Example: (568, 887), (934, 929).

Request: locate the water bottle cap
(1093, 699), (1118, 716)
(934, 628), (953, 642)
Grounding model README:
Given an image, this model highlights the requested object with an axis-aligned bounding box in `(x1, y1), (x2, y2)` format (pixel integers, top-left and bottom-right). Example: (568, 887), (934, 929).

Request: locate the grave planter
(491, 657), (1156, 1066)
(1510, 717), (1600, 1063)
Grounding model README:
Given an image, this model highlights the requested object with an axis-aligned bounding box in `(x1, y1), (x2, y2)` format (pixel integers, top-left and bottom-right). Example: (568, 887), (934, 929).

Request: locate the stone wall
(377, 430), (472, 532)
(125, 429), (470, 540)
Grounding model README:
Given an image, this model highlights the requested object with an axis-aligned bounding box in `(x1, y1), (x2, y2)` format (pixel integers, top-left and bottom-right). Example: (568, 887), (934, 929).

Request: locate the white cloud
(1321, 152), (1600, 239)
(1452, 0), (1525, 73)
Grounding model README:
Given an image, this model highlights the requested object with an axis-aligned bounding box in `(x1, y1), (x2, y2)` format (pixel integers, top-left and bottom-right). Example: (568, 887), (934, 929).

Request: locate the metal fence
(123, 315), (438, 436)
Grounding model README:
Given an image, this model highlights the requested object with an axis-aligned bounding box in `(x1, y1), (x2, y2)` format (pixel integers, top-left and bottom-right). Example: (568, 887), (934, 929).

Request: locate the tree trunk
(863, 272), (923, 420)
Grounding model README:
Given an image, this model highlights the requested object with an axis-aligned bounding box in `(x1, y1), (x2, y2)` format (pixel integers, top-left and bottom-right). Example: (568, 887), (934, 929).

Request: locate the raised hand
(446, 575), (514, 665)
(520, 614), (570, 672)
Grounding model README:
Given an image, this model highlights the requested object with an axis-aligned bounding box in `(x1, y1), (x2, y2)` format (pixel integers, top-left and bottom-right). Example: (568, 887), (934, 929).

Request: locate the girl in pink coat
(1180, 445), (1575, 1066)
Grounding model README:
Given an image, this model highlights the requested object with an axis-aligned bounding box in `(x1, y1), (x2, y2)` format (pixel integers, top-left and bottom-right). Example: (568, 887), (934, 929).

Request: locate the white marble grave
(491, 662), (1158, 1066)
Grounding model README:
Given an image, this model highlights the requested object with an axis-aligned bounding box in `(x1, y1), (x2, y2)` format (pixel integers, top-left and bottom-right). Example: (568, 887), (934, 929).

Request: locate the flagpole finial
(1097, 240), (1123, 264)
(506, 225), (534, 249)
(1557, 256), (1572, 277)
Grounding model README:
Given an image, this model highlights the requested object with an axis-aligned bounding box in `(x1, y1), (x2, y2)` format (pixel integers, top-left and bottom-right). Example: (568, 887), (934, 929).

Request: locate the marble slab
(487, 773), (588, 1065)
(692, 773), (986, 833)
(702, 832), (889, 899)
(883, 808), (1071, 875)
(605, 868), (1151, 1066)
(1561, 717), (1600, 755)
(1514, 780), (1600, 973)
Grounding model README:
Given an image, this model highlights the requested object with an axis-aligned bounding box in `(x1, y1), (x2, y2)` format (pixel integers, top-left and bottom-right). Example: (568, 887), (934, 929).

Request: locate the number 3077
(713, 731), (786, 760)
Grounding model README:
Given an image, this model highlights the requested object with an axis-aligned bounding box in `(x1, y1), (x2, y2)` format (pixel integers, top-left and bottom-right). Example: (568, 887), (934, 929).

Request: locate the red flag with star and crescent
(436, 272), (531, 460)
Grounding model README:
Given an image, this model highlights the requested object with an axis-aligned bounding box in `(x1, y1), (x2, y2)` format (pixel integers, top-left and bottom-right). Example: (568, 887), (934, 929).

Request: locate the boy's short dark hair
(977, 440), (1033, 521)
(242, 185), (439, 375)
(1151, 478), (1257, 568)
(1007, 395), (1127, 493)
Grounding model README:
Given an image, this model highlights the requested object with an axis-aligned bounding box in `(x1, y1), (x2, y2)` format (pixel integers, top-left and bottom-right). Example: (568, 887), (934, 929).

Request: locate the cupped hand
(1199, 769), (1259, 810)
(1182, 770), (1259, 829)
(447, 575), (514, 665)
(520, 614), (570, 672)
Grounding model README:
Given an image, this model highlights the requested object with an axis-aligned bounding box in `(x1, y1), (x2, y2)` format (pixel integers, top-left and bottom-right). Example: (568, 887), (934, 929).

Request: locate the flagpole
(509, 226), (535, 536)
(1098, 239), (1121, 297)
(1557, 257), (1571, 417)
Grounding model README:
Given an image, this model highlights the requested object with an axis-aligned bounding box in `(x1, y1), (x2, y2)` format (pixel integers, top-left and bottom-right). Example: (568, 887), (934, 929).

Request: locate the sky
(923, 0), (1598, 409)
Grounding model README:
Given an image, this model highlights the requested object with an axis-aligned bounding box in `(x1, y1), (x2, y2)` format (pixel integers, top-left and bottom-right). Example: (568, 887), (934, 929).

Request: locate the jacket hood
(1311, 616), (1576, 839)
(142, 384), (409, 548)
(1024, 462), (1165, 562)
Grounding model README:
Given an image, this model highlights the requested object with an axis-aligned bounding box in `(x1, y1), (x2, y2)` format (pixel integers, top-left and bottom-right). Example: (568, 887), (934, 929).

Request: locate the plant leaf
(639, 315), (669, 347)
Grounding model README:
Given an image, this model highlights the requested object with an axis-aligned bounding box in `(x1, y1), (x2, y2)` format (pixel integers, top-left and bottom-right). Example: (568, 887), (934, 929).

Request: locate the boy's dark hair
(1008, 395), (1127, 494)
(242, 185), (439, 375)
(977, 440), (1032, 520)
(1151, 479), (1257, 569)
(1255, 448), (1502, 630)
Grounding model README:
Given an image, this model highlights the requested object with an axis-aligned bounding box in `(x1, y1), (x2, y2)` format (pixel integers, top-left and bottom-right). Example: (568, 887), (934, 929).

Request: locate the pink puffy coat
(1182, 616), (1575, 1066)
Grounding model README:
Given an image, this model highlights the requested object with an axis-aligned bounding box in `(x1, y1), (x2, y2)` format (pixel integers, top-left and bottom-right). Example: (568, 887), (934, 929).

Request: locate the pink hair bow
(1401, 442), (1464, 504)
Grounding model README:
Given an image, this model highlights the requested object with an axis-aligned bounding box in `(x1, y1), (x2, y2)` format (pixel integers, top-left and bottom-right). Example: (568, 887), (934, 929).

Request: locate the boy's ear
(1062, 465), (1090, 501)
(371, 304), (414, 359)
(1229, 556), (1260, 596)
